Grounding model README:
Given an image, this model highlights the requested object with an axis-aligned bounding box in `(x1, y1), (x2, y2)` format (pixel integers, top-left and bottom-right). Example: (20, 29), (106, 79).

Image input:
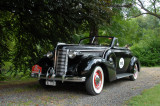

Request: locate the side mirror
(116, 43), (119, 47)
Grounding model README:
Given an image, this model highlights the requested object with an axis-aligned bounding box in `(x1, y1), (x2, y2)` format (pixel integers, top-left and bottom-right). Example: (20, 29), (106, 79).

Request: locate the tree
(0, 11), (13, 74)
(134, 0), (160, 19)
(0, 0), (115, 74)
(0, 0), (135, 77)
(80, 0), (134, 42)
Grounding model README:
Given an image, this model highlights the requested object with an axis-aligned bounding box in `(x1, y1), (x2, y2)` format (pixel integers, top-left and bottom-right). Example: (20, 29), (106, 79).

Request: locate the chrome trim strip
(54, 46), (58, 73)
(76, 50), (105, 52)
(77, 46), (110, 49)
(64, 49), (69, 74)
(102, 47), (112, 58)
(61, 49), (69, 82)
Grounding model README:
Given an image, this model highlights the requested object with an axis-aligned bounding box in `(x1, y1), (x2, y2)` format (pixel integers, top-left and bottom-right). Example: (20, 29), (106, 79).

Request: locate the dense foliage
(131, 15), (160, 66)
(0, 0), (117, 80)
(131, 36), (160, 66)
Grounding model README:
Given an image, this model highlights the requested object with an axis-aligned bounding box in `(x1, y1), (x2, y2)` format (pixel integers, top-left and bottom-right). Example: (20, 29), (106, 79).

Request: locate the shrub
(0, 74), (6, 81)
(131, 36), (160, 66)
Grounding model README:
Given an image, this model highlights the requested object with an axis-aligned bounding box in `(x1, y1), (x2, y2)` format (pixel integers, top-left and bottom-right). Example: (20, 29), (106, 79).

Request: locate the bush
(0, 74), (6, 81)
(131, 36), (160, 66)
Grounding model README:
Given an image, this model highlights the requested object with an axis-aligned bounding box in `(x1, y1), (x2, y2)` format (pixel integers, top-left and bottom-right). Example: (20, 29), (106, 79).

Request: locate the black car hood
(58, 44), (110, 52)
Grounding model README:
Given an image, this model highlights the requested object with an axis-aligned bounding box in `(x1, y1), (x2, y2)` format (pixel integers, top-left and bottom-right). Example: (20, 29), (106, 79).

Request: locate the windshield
(79, 36), (113, 46)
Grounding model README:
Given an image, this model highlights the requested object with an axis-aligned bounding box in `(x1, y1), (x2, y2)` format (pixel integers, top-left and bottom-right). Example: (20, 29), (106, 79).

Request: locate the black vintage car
(31, 36), (140, 95)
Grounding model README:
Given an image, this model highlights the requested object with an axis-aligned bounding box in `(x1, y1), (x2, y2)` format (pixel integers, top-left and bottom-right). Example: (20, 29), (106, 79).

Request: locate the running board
(116, 73), (133, 79)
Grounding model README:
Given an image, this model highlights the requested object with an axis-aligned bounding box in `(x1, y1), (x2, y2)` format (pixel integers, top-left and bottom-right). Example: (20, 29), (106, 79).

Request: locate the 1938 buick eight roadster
(31, 36), (140, 95)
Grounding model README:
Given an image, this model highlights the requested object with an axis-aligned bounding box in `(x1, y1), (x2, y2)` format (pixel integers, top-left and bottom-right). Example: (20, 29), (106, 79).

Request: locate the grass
(0, 78), (37, 86)
(126, 84), (160, 106)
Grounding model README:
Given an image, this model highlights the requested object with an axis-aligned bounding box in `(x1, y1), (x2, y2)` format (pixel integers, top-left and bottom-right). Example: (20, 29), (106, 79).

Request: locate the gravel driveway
(0, 67), (160, 106)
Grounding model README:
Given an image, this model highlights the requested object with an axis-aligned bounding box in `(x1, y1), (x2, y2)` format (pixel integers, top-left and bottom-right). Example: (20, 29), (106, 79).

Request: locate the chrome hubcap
(94, 70), (102, 90)
(95, 74), (101, 85)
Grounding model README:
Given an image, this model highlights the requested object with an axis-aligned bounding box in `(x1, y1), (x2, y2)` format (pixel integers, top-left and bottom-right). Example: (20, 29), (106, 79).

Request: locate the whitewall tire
(130, 63), (139, 81)
(85, 66), (104, 95)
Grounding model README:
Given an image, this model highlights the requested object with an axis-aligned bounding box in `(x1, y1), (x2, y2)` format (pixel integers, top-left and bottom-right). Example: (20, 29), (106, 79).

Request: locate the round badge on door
(119, 58), (124, 68)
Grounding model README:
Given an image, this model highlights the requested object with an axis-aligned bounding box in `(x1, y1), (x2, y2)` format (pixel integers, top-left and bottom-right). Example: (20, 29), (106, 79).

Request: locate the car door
(112, 47), (132, 74)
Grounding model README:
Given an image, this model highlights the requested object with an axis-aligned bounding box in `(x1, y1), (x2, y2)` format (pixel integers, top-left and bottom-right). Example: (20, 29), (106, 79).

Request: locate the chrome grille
(55, 49), (69, 76)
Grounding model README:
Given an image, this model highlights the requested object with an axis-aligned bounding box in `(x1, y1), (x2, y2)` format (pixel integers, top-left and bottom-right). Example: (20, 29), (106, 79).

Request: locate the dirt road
(0, 67), (160, 106)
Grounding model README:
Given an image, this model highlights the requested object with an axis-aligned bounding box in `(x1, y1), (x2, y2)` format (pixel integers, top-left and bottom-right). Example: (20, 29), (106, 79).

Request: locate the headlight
(47, 51), (53, 58)
(68, 51), (77, 59)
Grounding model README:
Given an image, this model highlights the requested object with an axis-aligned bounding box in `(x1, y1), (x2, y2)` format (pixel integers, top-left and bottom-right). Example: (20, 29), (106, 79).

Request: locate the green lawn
(0, 78), (37, 86)
(126, 84), (160, 106)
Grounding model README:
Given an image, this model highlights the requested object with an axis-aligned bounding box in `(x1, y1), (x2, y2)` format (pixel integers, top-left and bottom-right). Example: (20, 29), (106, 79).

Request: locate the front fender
(76, 56), (116, 81)
(77, 56), (105, 76)
(36, 57), (53, 74)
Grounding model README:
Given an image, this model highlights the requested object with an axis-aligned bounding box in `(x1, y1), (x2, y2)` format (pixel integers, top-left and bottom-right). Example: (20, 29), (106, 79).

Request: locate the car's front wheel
(130, 63), (139, 81)
(39, 79), (49, 88)
(85, 66), (104, 95)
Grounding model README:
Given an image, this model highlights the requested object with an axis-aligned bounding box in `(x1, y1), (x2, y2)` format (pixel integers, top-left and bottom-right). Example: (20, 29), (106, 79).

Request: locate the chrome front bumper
(31, 73), (86, 82)
(41, 75), (86, 82)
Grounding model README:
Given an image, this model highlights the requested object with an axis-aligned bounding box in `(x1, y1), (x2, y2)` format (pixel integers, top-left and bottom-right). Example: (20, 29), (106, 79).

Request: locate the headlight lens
(47, 51), (53, 58)
(68, 51), (77, 59)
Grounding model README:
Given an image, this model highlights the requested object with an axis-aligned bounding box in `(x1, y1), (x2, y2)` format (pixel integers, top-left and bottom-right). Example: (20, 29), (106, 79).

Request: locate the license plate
(46, 80), (56, 86)
(32, 65), (42, 73)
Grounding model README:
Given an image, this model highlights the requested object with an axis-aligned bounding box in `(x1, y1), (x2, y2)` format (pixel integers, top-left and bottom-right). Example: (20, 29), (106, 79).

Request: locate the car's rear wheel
(85, 66), (104, 95)
(130, 63), (139, 81)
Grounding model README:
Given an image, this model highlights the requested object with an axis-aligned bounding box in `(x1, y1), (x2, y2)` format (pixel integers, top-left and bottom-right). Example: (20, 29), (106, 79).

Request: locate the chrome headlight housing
(47, 51), (53, 58)
(68, 51), (78, 59)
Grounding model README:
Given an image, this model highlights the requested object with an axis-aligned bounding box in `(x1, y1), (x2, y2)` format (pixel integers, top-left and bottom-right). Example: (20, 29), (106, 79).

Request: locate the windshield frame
(79, 36), (114, 47)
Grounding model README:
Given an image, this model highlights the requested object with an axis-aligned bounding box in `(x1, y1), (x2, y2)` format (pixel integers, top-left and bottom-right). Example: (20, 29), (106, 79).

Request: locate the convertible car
(31, 36), (140, 95)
